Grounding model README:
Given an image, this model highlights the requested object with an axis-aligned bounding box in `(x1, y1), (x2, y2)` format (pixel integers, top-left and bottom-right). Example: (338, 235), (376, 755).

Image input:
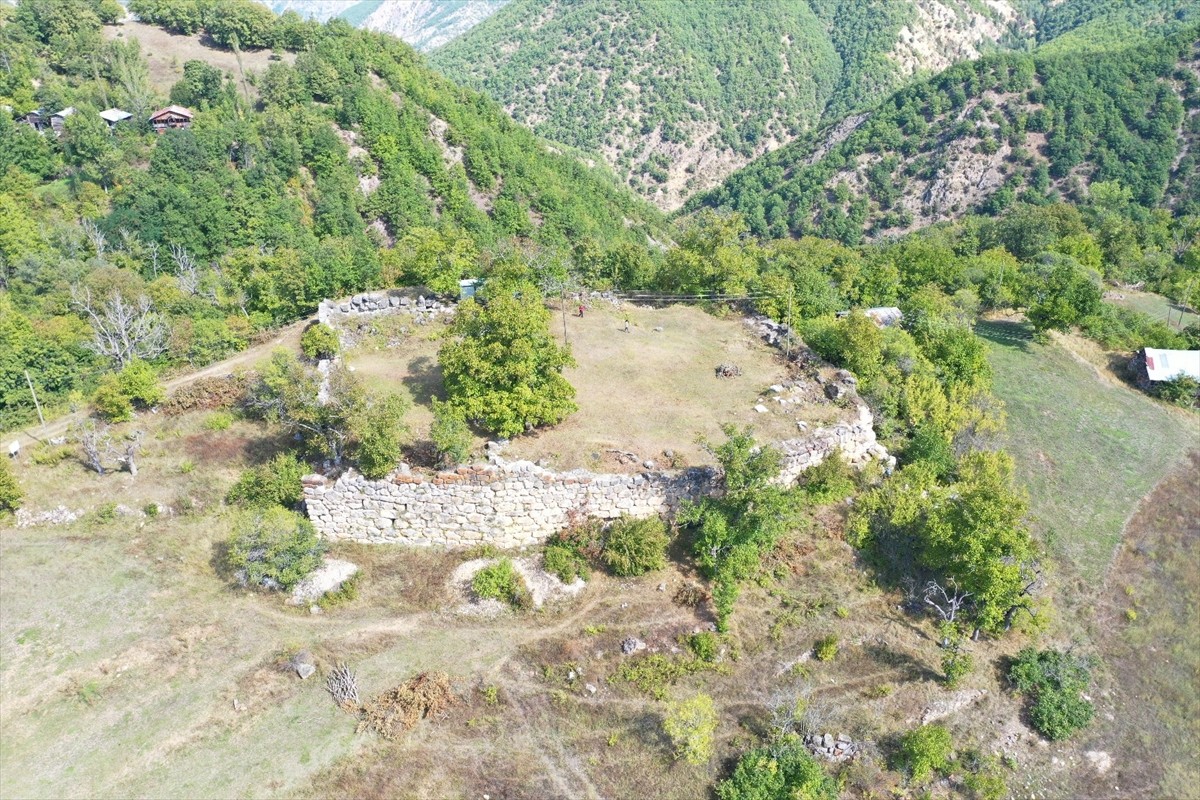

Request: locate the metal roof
(1143, 348), (1200, 382)
(99, 108), (132, 122)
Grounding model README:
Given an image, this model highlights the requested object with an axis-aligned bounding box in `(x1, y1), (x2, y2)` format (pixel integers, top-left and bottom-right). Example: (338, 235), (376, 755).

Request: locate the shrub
(0, 459), (22, 515)
(610, 653), (706, 700)
(226, 452), (307, 508)
(300, 323), (340, 360)
(226, 507), (325, 591)
(942, 648), (974, 688)
(430, 398), (471, 466)
(471, 558), (532, 610)
(896, 724), (953, 783)
(800, 450), (856, 504)
(142, 503), (159, 517)
(161, 375), (249, 414)
(716, 740), (837, 800)
(1008, 647), (1096, 740)
(543, 540), (589, 583)
(1157, 374), (1200, 408)
(685, 632), (720, 663)
(30, 445), (73, 465)
(663, 693), (718, 765)
(814, 635), (839, 662)
(92, 375), (134, 422)
(204, 411), (234, 431)
(602, 516), (669, 576)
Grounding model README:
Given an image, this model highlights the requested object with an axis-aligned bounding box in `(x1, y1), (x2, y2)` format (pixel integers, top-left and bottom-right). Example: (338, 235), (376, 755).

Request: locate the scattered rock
(657, 583), (666, 592)
(621, 637), (646, 655)
(288, 558), (359, 606)
(642, 460), (656, 470)
(653, 326), (664, 332)
(585, 683), (598, 695)
(14, 505), (83, 528)
(755, 404), (768, 413)
(291, 651), (316, 680)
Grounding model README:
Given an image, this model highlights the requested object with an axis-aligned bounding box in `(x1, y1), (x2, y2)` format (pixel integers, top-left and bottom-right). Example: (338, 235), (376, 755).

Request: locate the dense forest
(0, 0), (665, 428)
(431, 0), (1022, 208)
(687, 26), (1200, 241)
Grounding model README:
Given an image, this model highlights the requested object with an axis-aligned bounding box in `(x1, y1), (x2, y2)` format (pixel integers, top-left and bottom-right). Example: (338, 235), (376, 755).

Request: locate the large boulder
(287, 558), (359, 606)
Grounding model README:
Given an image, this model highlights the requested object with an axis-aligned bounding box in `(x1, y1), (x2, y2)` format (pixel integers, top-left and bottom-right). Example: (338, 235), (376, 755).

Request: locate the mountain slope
(263, 1), (508, 51)
(686, 25), (1200, 242)
(430, 0), (1032, 210)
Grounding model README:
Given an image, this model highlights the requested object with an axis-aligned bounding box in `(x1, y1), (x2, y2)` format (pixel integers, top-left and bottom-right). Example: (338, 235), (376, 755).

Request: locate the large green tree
(439, 279), (577, 438)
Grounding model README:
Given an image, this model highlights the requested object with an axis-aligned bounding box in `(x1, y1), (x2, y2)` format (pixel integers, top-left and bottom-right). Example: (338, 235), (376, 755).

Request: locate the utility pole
(24, 370), (44, 427)
(785, 293), (794, 361)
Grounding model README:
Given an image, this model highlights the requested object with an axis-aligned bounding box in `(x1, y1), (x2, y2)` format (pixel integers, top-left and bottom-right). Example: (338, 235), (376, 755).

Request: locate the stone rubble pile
(316, 291), (454, 326)
(804, 732), (859, 762)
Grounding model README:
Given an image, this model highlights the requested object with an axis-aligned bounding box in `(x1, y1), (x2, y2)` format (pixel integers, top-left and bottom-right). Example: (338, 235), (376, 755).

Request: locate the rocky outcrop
(302, 405), (891, 549)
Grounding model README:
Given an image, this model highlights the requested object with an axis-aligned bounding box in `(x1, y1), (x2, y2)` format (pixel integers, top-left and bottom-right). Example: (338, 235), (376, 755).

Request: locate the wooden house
(99, 108), (132, 130)
(49, 107), (75, 137)
(149, 105), (193, 133)
(22, 109), (47, 131)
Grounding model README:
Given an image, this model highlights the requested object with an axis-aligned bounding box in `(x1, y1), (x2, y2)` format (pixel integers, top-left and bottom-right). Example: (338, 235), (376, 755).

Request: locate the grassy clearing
(1106, 289), (1199, 329)
(345, 301), (849, 470)
(1065, 452), (1200, 800)
(104, 20), (293, 96)
(978, 319), (1200, 583)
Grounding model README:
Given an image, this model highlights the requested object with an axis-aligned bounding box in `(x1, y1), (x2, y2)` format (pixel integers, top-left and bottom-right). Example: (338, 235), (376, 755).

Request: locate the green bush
(686, 631), (720, 662)
(92, 360), (165, 422)
(204, 411), (234, 431)
(896, 724), (953, 783)
(716, 740), (837, 800)
(0, 459), (22, 516)
(354, 394), (409, 479)
(1008, 647), (1096, 740)
(430, 398), (472, 466)
(226, 452), (306, 509)
(814, 635), (839, 662)
(543, 540), (589, 583)
(663, 693), (718, 765)
(609, 653), (707, 700)
(226, 507), (325, 591)
(942, 648), (974, 688)
(602, 516), (669, 576)
(92, 375), (134, 422)
(471, 558), (532, 610)
(800, 450), (857, 504)
(300, 323), (340, 360)
(1156, 374), (1200, 408)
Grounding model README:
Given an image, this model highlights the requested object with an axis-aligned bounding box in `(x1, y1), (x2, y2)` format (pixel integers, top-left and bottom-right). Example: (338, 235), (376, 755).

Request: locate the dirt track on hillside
(10, 317), (311, 448)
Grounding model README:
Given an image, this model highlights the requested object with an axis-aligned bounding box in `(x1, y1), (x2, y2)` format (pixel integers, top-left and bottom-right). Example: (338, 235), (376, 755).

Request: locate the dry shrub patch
(162, 375), (251, 414)
(358, 672), (459, 740)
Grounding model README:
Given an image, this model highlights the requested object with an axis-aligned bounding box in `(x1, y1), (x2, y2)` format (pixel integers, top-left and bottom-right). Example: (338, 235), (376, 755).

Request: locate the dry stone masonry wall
(302, 404), (890, 549)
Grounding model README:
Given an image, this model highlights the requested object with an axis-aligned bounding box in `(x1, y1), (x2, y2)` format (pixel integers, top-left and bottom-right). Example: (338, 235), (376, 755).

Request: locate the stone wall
(302, 404), (891, 549)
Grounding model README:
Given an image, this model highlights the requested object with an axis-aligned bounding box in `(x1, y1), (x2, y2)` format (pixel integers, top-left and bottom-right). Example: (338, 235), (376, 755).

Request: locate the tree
(1025, 255), (1102, 333)
(384, 226), (478, 296)
(663, 693), (718, 765)
(300, 324), (339, 360)
(170, 59), (225, 108)
(72, 287), (169, 367)
(439, 280), (577, 438)
(601, 516), (669, 576)
(226, 452), (306, 508)
(678, 426), (797, 630)
(430, 398), (471, 467)
(248, 350), (358, 463)
(354, 393), (409, 479)
(0, 458), (22, 516)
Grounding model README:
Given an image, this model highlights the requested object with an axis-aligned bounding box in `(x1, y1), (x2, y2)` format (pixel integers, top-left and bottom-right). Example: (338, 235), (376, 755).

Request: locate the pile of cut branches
(356, 671), (458, 740)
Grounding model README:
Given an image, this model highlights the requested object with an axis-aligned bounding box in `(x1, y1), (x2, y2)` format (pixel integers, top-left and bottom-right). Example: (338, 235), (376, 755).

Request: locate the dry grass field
(345, 301), (849, 471)
(3, 305), (1197, 799)
(103, 20), (294, 97)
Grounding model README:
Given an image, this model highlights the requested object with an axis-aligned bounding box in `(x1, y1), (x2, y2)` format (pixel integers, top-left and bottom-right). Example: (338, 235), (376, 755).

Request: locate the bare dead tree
(117, 227), (139, 254)
(72, 287), (168, 368)
(923, 579), (972, 625)
(326, 663), (360, 710)
(117, 430), (145, 477)
(72, 421), (114, 475)
(170, 244), (201, 295)
(81, 219), (107, 258)
(146, 240), (160, 278)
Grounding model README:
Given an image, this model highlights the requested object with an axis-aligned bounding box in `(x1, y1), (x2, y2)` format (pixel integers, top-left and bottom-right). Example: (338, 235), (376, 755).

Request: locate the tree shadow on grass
(975, 320), (1035, 353)
(862, 642), (940, 684)
(402, 355), (444, 406)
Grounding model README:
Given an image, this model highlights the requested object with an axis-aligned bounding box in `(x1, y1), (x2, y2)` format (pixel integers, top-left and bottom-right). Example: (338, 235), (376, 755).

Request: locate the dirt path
(11, 317), (311, 448)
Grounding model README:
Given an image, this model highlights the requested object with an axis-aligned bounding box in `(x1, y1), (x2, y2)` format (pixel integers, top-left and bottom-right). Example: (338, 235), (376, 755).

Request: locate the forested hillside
(431, 0), (1027, 210)
(0, 0), (662, 427)
(688, 26), (1200, 243)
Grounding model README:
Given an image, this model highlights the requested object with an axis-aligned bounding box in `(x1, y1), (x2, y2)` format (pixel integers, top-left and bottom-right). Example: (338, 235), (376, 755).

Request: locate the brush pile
(357, 672), (458, 740)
